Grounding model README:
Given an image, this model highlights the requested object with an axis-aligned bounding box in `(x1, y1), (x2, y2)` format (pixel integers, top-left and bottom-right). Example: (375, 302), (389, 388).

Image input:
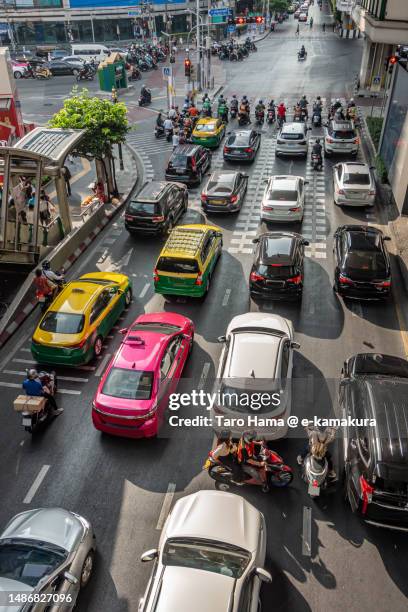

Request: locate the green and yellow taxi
(31, 272), (132, 366)
(192, 117), (226, 148)
(154, 224), (223, 298)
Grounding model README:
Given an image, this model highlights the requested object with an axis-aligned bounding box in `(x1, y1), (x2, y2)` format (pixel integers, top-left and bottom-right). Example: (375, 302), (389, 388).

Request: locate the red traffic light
(235, 16), (246, 25)
(389, 55), (398, 64)
(255, 16), (264, 24)
(184, 58), (191, 77)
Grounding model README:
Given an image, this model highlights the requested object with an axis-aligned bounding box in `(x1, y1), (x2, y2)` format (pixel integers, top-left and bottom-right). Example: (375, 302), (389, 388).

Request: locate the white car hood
(226, 312), (293, 339)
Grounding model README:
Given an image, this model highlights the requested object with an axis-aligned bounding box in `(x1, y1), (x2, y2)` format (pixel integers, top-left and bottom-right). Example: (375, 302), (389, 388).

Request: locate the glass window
(40, 312), (84, 334)
(344, 251), (387, 275)
(268, 189), (298, 201)
(196, 122), (216, 132)
(160, 350), (173, 379)
(102, 368), (153, 400)
(333, 130), (355, 139)
(343, 173), (370, 185)
(157, 257), (199, 274)
(128, 201), (158, 216)
(0, 542), (66, 588)
(257, 264), (296, 279)
(280, 342), (290, 381)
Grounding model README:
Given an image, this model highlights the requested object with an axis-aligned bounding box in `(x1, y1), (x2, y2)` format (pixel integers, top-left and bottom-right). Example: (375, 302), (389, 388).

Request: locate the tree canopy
(49, 88), (129, 160)
(268, 0), (290, 13)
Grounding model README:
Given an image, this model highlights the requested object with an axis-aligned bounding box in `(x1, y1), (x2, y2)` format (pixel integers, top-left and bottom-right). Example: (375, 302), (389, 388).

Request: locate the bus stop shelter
(0, 127), (85, 266)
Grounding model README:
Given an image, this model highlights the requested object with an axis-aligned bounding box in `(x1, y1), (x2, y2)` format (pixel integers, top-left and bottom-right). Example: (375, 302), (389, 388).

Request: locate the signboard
(227, 25), (236, 33)
(162, 66), (172, 78)
(128, 9), (141, 16)
(336, 0), (353, 11)
(208, 8), (231, 16)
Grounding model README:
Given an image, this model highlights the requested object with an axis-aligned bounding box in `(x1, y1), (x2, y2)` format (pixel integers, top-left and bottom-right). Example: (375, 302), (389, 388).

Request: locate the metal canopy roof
(8, 127), (85, 166)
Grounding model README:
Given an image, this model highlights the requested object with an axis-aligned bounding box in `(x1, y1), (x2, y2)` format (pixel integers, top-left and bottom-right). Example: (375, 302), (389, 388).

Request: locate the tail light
(339, 273), (353, 285)
(263, 206), (274, 211)
(195, 274), (203, 286)
(125, 214), (134, 221)
(250, 271), (265, 282)
(201, 194), (208, 202)
(375, 279), (391, 288)
(224, 147), (231, 153)
(191, 157), (197, 172)
(287, 274), (302, 284)
(360, 475), (374, 515)
(71, 336), (89, 350)
(153, 268), (159, 282)
(289, 207), (301, 212)
(245, 148), (253, 153)
(326, 137), (334, 144)
(354, 137), (360, 144)
(338, 189), (345, 195)
(368, 189), (376, 196)
(230, 194), (238, 203)
(312, 479), (319, 487)
(152, 216), (164, 223)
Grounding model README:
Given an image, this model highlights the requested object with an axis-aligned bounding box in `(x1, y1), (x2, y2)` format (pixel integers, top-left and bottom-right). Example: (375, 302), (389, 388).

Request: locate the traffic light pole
(196, 0), (201, 91)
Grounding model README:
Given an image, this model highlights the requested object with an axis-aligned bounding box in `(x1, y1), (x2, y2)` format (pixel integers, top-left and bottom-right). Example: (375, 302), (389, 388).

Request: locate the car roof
(134, 181), (169, 201)
(161, 224), (220, 258)
(269, 175), (300, 190)
(226, 312), (292, 338)
(52, 272), (126, 314)
(281, 122), (306, 133)
(331, 120), (354, 130)
(226, 329), (282, 378)
(259, 232), (298, 264)
(342, 162), (369, 174)
(172, 144), (202, 156)
(153, 567), (234, 612)
(196, 117), (218, 125)
(163, 490), (261, 551)
(345, 227), (383, 251)
(114, 328), (169, 371)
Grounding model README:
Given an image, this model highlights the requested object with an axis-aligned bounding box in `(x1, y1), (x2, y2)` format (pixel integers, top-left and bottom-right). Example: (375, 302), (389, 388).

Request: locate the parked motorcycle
(205, 442), (293, 493)
(20, 371), (58, 434)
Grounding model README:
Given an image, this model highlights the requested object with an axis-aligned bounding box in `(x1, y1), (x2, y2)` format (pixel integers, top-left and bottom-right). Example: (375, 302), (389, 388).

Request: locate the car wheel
(124, 287), (132, 307)
(93, 336), (103, 359)
(80, 551), (94, 588)
(14, 71), (22, 79)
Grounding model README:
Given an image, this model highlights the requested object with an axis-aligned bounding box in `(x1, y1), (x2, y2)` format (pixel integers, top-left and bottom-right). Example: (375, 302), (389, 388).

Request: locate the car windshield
(196, 123), (216, 132)
(281, 132), (304, 140)
(0, 541), (67, 588)
(343, 173), (370, 185)
(228, 134), (250, 146)
(169, 154), (187, 167)
(128, 201), (158, 215)
(157, 257), (199, 274)
(344, 251), (387, 276)
(268, 189), (298, 201)
(39, 312), (85, 335)
(162, 538), (251, 579)
(207, 179), (233, 193)
(131, 323), (180, 334)
(257, 264), (296, 279)
(102, 368), (153, 400)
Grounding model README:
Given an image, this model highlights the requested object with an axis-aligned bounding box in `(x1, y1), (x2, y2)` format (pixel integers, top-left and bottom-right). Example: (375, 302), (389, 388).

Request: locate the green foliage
(375, 154), (388, 184)
(268, 0), (289, 12)
(366, 116), (384, 150)
(49, 87), (129, 160)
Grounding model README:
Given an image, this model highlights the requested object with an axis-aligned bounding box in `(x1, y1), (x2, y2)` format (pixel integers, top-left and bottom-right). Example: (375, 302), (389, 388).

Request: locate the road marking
(12, 358), (95, 371)
(393, 297), (408, 359)
(3, 370), (88, 383)
(139, 283), (150, 299)
(95, 353), (111, 377)
(222, 289), (231, 306)
(23, 465), (50, 504)
(59, 389), (81, 395)
(302, 506), (312, 557)
(198, 362), (211, 391)
(0, 333), (28, 372)
(156, 482), (176, 530)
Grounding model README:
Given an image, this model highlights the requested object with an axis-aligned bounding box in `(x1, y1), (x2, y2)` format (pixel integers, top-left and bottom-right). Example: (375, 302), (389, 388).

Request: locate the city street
(3, 7), (408, 612)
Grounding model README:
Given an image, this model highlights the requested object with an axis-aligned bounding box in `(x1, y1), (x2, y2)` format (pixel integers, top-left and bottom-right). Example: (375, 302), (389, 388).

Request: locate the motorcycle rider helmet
(336, 98), (341, 103)
(218, 430), (232, 443)
(42, 260), (51, 271)
(28, 369), (38, 380)
(232, 94), (237, 99)
(259, 100), (263, 104)
(242, 431), (257, 444)
(315, 138), (321, 144)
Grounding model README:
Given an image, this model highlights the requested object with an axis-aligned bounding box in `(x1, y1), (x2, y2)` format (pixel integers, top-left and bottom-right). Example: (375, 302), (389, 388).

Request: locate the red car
(92, 312), (194, 438)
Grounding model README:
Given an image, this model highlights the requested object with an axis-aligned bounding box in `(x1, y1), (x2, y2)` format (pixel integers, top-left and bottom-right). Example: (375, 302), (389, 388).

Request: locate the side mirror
(383, 236), (391, 241)
(242, 174), (249, 179)
(64, 571), (79, 585)
(302, 240), (310, 246)
(304, 180), (309, 184)
(141, 549), (158, 563)
(119, 328), (128, 335)
(252, 237), (259, 244)
(291, 341), (300, 349)
(217, 335), (226, 343)
(255, 567), (272, 583)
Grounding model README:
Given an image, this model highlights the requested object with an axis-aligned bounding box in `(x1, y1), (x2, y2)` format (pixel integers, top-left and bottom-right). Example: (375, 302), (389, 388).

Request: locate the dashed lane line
(95, 353), (112, 378)
(3, 370), (89, 383)
(23, 465), (50, 504)
(156, 482), (177, 530)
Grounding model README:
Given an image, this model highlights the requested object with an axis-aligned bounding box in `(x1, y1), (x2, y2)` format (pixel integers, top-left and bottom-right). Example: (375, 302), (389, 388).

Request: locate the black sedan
(333, 225), (391, 300)
(201, 171), (248, 213)
(223, 129), (261, 162)
(47, 60), (80, 76)
(250, 231), (309, 301)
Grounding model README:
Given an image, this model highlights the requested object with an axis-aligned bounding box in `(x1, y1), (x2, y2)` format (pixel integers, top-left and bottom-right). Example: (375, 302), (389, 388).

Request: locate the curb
(0, 144), (141, 350)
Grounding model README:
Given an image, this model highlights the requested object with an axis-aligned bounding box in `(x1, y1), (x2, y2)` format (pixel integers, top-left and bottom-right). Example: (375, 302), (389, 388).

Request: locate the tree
(268, 0), (290, 14)
(49, 88), (129, 197)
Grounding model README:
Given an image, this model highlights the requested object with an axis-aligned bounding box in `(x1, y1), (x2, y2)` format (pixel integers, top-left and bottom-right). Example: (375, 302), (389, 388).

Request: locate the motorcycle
(300, 427), (337, 497)
(297, 51), (307, 61)
(311, 152), (323, 171)
(138, 91), (152, 106)
(205, 442), (293, 493)
(238, 112), (250, 126)
(34, 66), (52, 80)
(277, 114), (285, 128)
(312, 111), (322, 127)
(165, 127), (173, 142)
(76, 67), (95, 81)
(229, 51), (238, 61)
(267, 109), (276, 124)
(20, 371), (58, 434)
(255, 110), (265, 126)
(155, 124), (165, 138)
(130, 66), (142, 81)
(230, 106), (238, 120)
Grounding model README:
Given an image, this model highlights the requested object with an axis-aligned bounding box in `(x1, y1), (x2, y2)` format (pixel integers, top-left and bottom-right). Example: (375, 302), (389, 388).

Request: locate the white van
(71, 44), (110, 63)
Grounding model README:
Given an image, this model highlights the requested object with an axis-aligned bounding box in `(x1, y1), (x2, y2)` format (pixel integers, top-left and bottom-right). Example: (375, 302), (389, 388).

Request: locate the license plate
(176, 169), (185, 175)
(266, 280), (284, 288)
(210, 200), (224, 205)
(308, 483), (320, 496)
(22, 417), (32, 427)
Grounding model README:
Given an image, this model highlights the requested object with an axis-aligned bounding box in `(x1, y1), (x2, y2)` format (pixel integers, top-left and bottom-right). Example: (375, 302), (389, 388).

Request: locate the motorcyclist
(237, 431), (267, 485)
(230, 95), (238, 112)
(268, 99), (276, 111)
(335, 107), (345, 120)
(202, 97), (212, 117)
(299, 95), (309, 118)
(297, 424), (337, 479)
(255, 99), (265, 115)
(313, 96), (323, 114)
(163, 116), (174, 132)
(188, 103), (199, 117)
(168, 105), (177, 120)
(33, 268), (53, 302)
(218, 95), (228, 122)
(293, 103), (302, 120)
(312, 138), (323, 160)
(140, 85), (151, 103)
(41, 260), (64, 286)
(22, 369), (63, 416)
(346, 98), (357, 120)
(299, 45), (306, 58)
(209, 431), (242, 482)
(277, 102), (287, 123)
(156, 112), (164, 128)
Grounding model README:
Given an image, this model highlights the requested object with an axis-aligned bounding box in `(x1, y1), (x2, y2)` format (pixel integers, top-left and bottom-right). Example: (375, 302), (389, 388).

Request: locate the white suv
(324, 119), (359, 157)
(276, 122), (309, 157)
(261, 175), (306, 223)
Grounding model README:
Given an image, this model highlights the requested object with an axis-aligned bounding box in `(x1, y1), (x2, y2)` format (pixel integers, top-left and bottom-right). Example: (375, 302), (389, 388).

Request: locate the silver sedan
(333, 162), (376, 207)
(0, 507), (96, 611)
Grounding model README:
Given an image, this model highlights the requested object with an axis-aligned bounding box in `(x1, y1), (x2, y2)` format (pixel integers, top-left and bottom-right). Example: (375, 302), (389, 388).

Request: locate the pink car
(92, 312), (194, 438)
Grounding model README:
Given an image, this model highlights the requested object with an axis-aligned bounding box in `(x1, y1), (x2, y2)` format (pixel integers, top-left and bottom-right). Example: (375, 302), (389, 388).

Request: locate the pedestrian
(296, 24), (300, 36)
(39, 190), (55, 226)
(172, 128), (179, 150)
(310, 17), (313, 28)
(332, 22), (336, 33)
(63, 166), (72, 196)
(323, 22), (326, 33)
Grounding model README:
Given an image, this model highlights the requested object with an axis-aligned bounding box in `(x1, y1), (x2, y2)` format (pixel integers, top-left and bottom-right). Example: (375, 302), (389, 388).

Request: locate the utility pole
(196, 0), (201, 91)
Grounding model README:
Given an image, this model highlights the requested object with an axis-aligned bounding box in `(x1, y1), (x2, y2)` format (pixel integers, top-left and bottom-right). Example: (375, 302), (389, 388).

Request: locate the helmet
(336, 98), (341, 103)
(242, 431), (257, 444)
(302, 94), (306, 100)
(242, 95), (247, 101)
(232, 94), (237, 99)
(349, 98), (355, 104)
(315, 138), (321, 144)
(259, 99), (263, 104)
(28, 369), (38, 380)
(317, 96), (321, 100)
(218, 430), (232, 443)
(42, 260), (51, 271)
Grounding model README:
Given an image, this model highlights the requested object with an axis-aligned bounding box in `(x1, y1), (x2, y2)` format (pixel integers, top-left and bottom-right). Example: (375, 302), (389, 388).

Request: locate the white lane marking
(0, 382), (80, 394)
(198, 362), (211, 391)
(156, 482), (176, 530)
(12, 358), (95, 371)
(138, 283), (150, 299)
(3, 370), (88, 383)
(302, 506), (312, 557)
(116, 247), (134, 269)
(23, 465), (50, 504)
(59, 389), (81, 395)
(0, 333), (29, 371)
(222, 289), (231, 307)
(95, 353), (111, 377)
(0, 382), (22, 388)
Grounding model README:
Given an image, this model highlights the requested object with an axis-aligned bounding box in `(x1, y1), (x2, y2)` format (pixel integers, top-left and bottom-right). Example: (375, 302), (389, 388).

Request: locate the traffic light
(255, 16), (264, 24)
(184, 58), (191, 77)
(235, 16), (246, 25)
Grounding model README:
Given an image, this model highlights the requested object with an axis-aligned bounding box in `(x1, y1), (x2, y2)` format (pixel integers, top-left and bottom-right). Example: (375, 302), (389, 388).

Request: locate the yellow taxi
(192, 117), (226, 148)
(31, 272), (132, 366)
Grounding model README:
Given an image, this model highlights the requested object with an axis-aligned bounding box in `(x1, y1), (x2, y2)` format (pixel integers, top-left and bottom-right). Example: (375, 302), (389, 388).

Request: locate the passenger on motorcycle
(210, 431), (242, 481)
(237, 431), (267, 484)
(230, 95), (239, 111)
(299, 95), (309, 118)
(297, 424), (336, 478)
(23, 369), (62, 415)
(255, 99), (265, 115)
(156, 112), (164, 128)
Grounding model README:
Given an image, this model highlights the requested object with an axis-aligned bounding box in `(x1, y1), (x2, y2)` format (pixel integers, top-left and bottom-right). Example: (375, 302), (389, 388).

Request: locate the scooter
(312, 112), (322, 127)
(238, 112), (250, 126)
(297, 51), (307, 61)
(76, 68), (95, 81)
(138, 90), (152, 106)
(155, 124), (165, 138)
(34, 66), (52, 80)
(230, 106), (238, 120)
(255, 110), (265, 126)
(205, 443), (293, 493)
(301, 452), (336, 497)
(20, 371), (58, 434)
(267, 109), (276, 124)
(311, 152), (323, 171)
(129, 66), (142, 81)
(165, 127), (173, 142)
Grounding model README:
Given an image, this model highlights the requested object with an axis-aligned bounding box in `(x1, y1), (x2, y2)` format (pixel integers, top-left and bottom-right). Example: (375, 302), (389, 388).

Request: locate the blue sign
(70, 0), (184, 8)
(227, 25), (236, 33)
(208, 8), (231, 16)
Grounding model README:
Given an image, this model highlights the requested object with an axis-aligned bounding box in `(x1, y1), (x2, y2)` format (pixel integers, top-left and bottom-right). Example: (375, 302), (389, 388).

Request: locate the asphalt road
(5, 11), (408, 612)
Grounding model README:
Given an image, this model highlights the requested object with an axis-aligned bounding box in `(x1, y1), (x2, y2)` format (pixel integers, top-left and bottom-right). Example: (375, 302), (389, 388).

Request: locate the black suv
(165, 144), (211, 186)
(125, 181), (188, 236)
(340, 353), (408, 530)
(249, 232), (309, 301)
